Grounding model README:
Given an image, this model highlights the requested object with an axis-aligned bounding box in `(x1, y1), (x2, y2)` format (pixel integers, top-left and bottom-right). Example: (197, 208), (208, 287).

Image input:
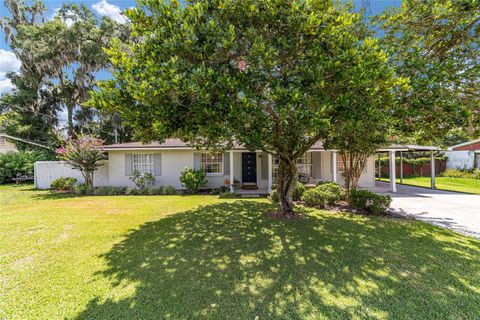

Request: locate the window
(132, 154), (155, 175)
(201, 153), (224, 174)
(338, 154), (350, 173)
(296, 152), (312, 178)
(272, 152), (312, 179)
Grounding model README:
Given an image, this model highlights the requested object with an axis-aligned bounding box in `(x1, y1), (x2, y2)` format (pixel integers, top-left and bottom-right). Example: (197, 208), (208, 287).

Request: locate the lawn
(379, 176), (480, 194)
(1, 185), (480, 319)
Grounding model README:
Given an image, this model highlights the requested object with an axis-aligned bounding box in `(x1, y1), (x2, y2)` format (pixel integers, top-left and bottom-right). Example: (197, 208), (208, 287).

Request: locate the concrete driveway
(372, 181), (480, 238)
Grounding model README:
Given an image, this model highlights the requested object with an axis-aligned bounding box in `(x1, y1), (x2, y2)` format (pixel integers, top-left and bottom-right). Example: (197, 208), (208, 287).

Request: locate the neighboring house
(0, 134), (18, 153)
(34, 138), (376, 191)
(445, 139), (480, 170)
(0, 133), (50, 153)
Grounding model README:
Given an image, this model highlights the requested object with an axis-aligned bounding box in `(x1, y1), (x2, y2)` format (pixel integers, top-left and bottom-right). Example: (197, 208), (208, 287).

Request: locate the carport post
(430, 151), (435, 189)
(229, 151), (234, 193)
(400, 151), (403, 184)
(389, 150), (397, 193)
(332, 151), (338, 183)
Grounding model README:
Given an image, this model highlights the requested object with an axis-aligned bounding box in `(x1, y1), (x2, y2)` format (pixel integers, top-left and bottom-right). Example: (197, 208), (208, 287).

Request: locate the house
(0, 133), (50, 153)
(34, 138), (376, 192)
(0, 134), (18, 153)
(445, 139), (480, 170)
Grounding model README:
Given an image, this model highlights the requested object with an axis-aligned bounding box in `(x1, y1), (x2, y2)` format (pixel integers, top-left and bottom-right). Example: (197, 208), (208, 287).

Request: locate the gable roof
(448, 139), (480, 150)
(0, 133), (51, 150)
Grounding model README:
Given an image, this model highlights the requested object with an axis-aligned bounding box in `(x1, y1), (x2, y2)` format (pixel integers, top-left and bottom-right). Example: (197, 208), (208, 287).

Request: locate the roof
(103, 138), (326, 151)
(0, 133), (51, 150)
(377, 144), (441, 152)
(447, 139), (480, 150)
(105, 140), (439, 152)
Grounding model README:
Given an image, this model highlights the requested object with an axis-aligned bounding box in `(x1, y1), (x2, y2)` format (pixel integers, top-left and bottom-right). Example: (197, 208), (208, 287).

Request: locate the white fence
(34, 161), (109, 189)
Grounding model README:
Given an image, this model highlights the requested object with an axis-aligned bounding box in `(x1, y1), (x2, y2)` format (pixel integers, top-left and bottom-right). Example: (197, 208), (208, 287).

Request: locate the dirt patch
(13, 255), (34, 270)
(266, 211), (305, 220)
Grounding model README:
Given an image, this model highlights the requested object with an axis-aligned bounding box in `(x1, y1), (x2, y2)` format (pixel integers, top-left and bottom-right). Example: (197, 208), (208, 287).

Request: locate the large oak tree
(93, 0), (396, 216)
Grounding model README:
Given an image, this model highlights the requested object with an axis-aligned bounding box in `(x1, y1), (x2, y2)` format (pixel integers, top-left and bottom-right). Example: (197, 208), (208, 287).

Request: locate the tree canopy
(92, 0), (398, 215)
(0, 0), (132, 146)
(376, 0), (480, 146)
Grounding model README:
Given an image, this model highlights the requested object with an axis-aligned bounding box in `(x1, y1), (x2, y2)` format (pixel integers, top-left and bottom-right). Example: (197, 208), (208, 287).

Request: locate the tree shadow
(74, 201), (480, 319)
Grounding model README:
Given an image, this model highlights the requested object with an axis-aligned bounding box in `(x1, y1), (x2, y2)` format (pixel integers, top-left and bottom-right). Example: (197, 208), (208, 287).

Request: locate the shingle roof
(103, 138), (326, 151)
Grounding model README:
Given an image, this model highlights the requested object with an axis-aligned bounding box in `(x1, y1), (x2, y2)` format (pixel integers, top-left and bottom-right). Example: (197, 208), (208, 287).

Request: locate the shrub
(349, 189), (392, 215)
(130, 170), (156, 190)
(179, 168), (207, 194)
(301, 182), (344, 207)
(94, 186), (126, 196)
(0, 150), (52, 184)
(293, 182), (306, 201)
(50, 177), (77, 191)
(72, 184), (95, 195)
(473, 169), (480, 180)
(442, 169), (471, 179)
(301, 188), (330, 207)
(125, 187), (139, 195)
(163, 185), (177, 195)
(442, 169), (480, 180)
(315, 182), (345, 202)
(269, 189), (279, 204)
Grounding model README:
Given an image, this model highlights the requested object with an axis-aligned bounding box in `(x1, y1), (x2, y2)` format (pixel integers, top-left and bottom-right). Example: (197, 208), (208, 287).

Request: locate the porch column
(267, 153), (273, 192)
(331, 151), (338, 183)
(430, 151), (436, 189)
(400, 151), (403, 184)
(389, 150), (397, 193)
(229, 151), (234, 193)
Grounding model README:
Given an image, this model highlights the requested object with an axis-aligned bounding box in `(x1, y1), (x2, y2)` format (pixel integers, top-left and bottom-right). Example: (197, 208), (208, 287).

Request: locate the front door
(242, 153), (257, 184)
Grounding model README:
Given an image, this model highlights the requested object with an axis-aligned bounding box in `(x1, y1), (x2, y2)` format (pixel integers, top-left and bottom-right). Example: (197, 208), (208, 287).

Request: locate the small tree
(56, 135), (105, 187)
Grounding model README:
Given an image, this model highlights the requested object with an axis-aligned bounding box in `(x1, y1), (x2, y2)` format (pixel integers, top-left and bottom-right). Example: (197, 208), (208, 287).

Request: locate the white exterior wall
(445, 151), (475, 170)
(34, 161), (108, 189)
(312, 152), (375, 188)
(108, 150), (194, 189)
(0, 138), (18, 153)
(34, 150), (376, 190)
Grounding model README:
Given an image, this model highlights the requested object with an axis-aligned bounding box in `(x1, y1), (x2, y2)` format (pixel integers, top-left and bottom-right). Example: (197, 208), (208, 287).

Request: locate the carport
(376, 145), (442, 193)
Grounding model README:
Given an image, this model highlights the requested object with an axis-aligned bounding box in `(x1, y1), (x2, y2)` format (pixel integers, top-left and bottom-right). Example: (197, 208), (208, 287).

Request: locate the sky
(0, 0), (402, 96)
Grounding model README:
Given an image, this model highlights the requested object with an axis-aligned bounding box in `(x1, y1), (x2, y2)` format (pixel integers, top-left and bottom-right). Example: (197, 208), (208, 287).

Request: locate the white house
(445, 139), (480, 170)
(34, 138), (376, 192)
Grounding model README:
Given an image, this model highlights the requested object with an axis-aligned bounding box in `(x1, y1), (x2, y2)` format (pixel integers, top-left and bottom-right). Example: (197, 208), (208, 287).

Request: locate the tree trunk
(341, 151), (368, 201)
(82, 170), (94, 187)
(276, 157), (297, 216)
(67, 104), (74, 137)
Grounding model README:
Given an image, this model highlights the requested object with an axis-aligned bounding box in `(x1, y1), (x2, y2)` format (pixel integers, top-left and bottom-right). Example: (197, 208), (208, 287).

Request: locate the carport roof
(377, 144), (441, 152)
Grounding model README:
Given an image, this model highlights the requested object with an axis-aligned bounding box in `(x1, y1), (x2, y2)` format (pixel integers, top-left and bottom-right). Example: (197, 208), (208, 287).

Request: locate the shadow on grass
(74, 201), (480, 319)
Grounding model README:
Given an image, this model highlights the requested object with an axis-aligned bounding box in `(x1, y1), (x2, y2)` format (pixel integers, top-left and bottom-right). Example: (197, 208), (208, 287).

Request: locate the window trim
(132, 153), (155, 175)
(201, 152), (224, 175)
(272, 152), (313, 179)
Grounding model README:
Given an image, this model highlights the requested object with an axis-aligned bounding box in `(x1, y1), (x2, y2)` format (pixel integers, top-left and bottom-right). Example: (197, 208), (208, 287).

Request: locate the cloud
(0, 49), (21, 94)
(52, 8), (75, 27)
(92, 0), (128, 24)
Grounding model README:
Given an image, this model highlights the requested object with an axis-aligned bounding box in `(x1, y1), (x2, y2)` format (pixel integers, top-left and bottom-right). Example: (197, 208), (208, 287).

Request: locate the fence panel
(34, 161), (109, 189)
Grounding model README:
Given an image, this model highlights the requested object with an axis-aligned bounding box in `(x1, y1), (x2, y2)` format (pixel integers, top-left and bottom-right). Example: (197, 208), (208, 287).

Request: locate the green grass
(1, 184), (480, 319)
(379, 176), (480, 194)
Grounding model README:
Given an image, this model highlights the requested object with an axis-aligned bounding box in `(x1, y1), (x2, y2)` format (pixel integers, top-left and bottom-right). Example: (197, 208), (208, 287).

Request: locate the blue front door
(242, 153), (257, 184)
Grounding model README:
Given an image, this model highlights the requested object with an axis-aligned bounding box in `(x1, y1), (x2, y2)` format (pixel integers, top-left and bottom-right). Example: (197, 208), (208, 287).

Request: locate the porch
(226, 149), (374, 193)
